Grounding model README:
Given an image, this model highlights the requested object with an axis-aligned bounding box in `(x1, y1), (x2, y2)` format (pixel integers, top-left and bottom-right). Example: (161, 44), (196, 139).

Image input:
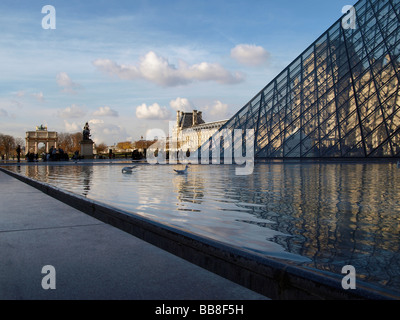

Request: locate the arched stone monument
(26, 125), (58, 154)
(80, 122), (94, 159)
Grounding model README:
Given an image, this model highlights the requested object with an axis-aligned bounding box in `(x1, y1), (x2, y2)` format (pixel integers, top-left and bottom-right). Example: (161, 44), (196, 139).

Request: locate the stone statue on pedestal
(80, 122), (94, 159)
(83, 122), (91, 141)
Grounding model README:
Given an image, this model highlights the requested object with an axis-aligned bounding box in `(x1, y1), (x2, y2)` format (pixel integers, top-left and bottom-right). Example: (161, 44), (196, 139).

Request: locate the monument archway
(26, 125), (58, 154)
(37, 142), (46, 153)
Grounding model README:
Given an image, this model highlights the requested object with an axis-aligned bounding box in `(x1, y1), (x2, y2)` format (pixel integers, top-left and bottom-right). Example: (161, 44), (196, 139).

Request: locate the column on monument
(46, 142), (49, 153)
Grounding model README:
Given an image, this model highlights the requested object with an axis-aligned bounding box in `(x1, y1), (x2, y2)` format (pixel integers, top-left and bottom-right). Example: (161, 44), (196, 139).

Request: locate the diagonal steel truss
(212, 0), (400, 159)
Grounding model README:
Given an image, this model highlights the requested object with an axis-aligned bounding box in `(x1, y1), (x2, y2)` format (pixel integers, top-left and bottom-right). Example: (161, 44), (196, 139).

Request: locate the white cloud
(204, 100), (229, 119)
(89, 119), (105, 125)
(58, 104), (86, 119)
(32, 92), (44, 102)
(56, 72), (81, 93)
(169, 97), (194, 112)
(93, 51), (245, 87)
(93, 106), (119, 117)
(64, 120), (80, 132)
(87, 120), (129, 145)
(231, 44), (270, 66)
(136, 103), (170, 120)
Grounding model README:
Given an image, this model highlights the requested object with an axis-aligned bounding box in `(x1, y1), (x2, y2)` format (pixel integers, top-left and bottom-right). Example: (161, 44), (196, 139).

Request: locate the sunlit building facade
(216, 0), (400, 158)
(174, 110), (227, 152)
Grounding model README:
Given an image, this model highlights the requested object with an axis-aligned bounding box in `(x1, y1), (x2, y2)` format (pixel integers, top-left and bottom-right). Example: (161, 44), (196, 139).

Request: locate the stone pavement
(0, 170), (268, 300)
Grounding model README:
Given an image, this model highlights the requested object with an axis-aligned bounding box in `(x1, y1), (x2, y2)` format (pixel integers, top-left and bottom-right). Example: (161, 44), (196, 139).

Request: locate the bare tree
(58, 133), (74, 153)
(96, 143), (108, 154)
(15, 137), (25, 149)
(71, 132), (83, 152)
(0, 134), (16, 160)
(56, 132), (84, 154)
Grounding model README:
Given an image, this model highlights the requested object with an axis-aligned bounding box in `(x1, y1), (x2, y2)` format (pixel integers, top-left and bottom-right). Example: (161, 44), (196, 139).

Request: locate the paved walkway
(0, 170), (267, 300)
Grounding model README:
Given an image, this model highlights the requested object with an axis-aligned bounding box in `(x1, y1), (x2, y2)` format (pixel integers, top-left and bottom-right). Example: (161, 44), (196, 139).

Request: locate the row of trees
(115, 140), (156, 151)
(0, 134), (25, 160)
(0, 132), (109, 160)
(58, 133), (108, 154)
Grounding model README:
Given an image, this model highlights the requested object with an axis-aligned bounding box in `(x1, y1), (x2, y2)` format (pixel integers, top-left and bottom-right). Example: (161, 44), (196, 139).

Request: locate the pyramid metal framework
(216, 0), (400, 159)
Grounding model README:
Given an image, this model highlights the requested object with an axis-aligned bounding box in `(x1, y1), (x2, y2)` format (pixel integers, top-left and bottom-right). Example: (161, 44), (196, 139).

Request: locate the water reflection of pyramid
(218, 0), (400, 158)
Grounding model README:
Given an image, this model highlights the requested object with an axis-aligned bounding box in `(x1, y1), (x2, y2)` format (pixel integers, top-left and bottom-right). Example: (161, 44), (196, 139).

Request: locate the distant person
(72, 150), (79, 161)
(51, 147), (57, 161)
(26, 152), (34, 162)
(16, 145), (21, 163)
(132, 149), (142, 160)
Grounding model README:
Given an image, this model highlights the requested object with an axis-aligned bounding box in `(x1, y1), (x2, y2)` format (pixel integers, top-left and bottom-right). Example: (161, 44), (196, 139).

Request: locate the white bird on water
(122, 166), (137, 173)
(174, 165), (189, 175)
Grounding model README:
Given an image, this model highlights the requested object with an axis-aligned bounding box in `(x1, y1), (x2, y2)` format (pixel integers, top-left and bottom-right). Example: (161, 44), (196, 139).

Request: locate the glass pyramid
(215, 0), (400, 159)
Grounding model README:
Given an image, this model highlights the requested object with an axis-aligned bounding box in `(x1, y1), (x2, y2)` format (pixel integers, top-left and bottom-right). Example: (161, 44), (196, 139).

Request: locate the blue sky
(0, 0), (353, 146)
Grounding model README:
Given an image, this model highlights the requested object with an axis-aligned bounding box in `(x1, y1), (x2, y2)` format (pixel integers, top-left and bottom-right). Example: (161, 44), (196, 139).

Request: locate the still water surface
(9, 162), (400, 293)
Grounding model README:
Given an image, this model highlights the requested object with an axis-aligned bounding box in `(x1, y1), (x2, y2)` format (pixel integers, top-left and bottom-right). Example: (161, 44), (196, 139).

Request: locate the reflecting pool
(7, 162), (400, 294)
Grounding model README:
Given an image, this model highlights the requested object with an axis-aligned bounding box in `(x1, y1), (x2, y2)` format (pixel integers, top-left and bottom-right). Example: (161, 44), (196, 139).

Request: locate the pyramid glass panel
(210, 0), (400, 159)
